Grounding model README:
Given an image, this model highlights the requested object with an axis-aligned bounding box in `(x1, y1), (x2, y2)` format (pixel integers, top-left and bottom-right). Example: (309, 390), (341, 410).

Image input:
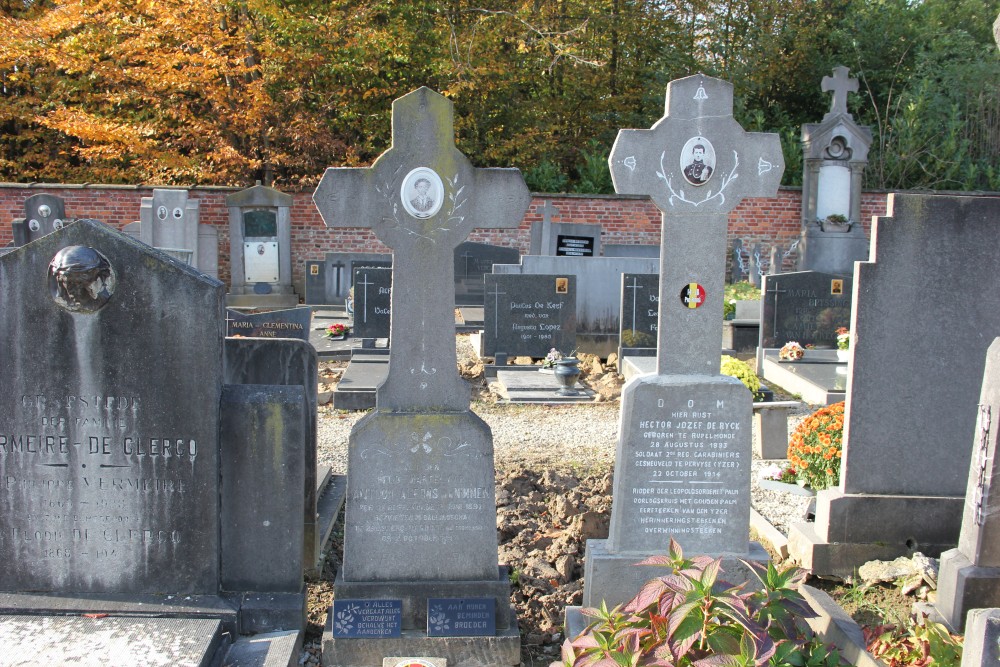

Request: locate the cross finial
(821, 66), (858, 118)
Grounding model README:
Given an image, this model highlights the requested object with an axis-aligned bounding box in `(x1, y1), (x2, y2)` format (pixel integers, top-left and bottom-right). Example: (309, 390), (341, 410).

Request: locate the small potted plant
(778, 340), (805, 361)
(786, 401), (845, 491)
(820, 213), (852, 232)
(836, 326), (850, 362)
(325, 322), (350, 340)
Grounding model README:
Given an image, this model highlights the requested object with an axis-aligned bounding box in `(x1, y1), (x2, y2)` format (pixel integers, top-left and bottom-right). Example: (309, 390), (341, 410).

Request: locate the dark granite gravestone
(352, 267), (392, 340)
(481, 274), (576, 358)
(0, 219), (310, 661)
(313, 87), (529, 666)
(11, 193), (69, 247)
(579, 73), (782, 612)
(619, 273), (658, 356)
(493, 255), (660, 358)
(788, 194), (1000, 579)
(556, 234), (595, 257)
(454, 241), (519, 306)
(760, 270), (852, 349)
(226, 306), (313, 340)
(305, 253), (393, 305)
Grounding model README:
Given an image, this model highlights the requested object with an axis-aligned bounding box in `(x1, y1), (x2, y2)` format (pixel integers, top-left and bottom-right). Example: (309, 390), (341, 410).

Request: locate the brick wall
(0, 182), (935, 294)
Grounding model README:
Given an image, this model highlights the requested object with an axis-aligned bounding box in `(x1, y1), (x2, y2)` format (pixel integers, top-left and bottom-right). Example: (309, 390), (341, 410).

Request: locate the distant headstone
(226, 306), (312, 340)
(453, 241), (519, 306)
(619, 273), (658, 356)
(0, 219), (307, 644)
(11, 193), (68, 246)
(798, 66), (871, 274)
(768, 245), (781, 275)
(482, 274), (576, 358)
(313, 87), (528, 665)
(352, 267), (392, 340)
(935, 338), (1000, 631)
(125, 188), (219, 278)
(760, 270), (852, 349)
(730, 238), (746, 283)
(226, 182), (298, 308)
(788, 194), (1000, 578)
(556, 234), (595, 257)
(581, 73), (782, 611)
(528, 199), (560, 255)
(530, 217), (601, 258)
(748, 243), (764, 287)
(493, 255), (660, 358)
(304, 252), (393, 305)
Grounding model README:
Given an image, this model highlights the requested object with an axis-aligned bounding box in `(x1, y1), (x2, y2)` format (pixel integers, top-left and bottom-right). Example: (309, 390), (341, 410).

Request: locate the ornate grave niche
(226, 182), (298, 308)
(798, 66), (872, 275)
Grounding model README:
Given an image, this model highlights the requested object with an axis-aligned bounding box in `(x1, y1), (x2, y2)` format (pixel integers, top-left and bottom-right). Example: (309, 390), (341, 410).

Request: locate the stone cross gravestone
(581, 74), (783, 610)
(788, 194), (1000, 579)
(937, 338), (1000, 631)
(313, 87), (530, 666)
(11, 193), (69, 247)
(619, 273), (658, 356)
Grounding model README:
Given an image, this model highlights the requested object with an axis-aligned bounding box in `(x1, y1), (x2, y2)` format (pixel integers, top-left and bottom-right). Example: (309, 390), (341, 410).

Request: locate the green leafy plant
(721, 355), (764, 401)
(525, 159), (570, 193)
(835, 328), (850, 351)
(864, 615), (962, 666)
(787, 402), (844, 491)
(552, 537), (846, 667)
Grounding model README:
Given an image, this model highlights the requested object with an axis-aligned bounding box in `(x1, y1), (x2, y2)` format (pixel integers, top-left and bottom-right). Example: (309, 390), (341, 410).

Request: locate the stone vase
(554, 358), (581, 396)
(837, 349), (849, 362)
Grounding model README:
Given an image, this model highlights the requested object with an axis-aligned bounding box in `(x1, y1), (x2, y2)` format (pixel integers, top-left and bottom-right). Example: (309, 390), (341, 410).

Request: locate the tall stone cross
(538, 199), (560, 256)
(609, 73), (784, 375)
(821, 65), (858, 118)
(314, 87), (531, 411)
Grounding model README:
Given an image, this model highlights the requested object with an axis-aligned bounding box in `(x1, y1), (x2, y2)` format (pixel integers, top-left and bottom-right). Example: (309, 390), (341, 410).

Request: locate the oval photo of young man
(680, 136), (716, 187)
(400, 167), (445, 219)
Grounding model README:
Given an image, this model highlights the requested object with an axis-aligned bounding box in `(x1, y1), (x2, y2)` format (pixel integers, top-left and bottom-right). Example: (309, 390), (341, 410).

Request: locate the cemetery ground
(302, 335), (922, 666)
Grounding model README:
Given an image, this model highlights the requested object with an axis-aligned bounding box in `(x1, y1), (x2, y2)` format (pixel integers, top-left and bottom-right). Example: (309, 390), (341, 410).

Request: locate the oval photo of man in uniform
(680, 136), (716, 187)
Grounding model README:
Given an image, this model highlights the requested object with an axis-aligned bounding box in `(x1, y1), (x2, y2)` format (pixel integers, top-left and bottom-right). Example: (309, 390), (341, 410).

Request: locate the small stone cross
(822, 66), (858, 117)
(537, 200), (560, 255)
(609, 73), (783, 375)
(313, 87), (531, 410)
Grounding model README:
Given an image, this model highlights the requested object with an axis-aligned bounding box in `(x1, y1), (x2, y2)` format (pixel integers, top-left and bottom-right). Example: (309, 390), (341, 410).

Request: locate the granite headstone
(760, 270), (852, 349)
(352, 267), (392, 340)
(226, 306), (313, 341)
(482, 274), (576, 358)
(789, 194), (1000, 578)
(453, 241), (519, 306)
(11, 193), (69, 247)
(619, 273), (658, 356)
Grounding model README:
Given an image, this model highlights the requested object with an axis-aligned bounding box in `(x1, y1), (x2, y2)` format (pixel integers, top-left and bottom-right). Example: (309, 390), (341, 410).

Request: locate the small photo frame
(400, 167), (444, 219)
(555, 277), (569, 294)
(680, 136), (716, 187)
(831, 279), (844, 295)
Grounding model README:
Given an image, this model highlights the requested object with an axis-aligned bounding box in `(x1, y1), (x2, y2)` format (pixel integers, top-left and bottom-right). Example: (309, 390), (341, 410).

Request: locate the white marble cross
(313, 87), (531, 410)
(609, 74), (784, 375)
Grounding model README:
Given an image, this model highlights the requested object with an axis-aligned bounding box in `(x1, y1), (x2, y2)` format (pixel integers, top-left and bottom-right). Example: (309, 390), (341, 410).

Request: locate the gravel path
(316, 394), (814, 535)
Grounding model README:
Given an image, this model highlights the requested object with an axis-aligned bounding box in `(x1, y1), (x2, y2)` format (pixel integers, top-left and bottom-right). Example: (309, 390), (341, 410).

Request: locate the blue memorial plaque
(426, 598), (495, 637)
(332, 599), (402, 638)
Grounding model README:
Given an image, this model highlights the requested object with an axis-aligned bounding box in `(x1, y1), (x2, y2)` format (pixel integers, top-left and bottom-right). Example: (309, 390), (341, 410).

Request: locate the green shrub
(721, 355), (763, 401)
(553, 537), (847, 667)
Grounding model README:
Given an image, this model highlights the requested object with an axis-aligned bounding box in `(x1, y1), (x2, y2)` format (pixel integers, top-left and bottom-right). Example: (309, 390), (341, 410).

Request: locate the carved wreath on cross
(374, 165), (468, 243)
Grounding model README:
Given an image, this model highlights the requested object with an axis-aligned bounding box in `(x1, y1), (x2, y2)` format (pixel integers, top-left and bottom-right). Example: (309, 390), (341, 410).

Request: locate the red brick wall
(0, 182), (921, 294)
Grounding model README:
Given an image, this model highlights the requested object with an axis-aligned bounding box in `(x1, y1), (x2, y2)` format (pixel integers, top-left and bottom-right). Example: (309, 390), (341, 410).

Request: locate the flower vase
(328, 334), (347, 341)
(553, 358), (581, 396)
(837, 349), (849, 363)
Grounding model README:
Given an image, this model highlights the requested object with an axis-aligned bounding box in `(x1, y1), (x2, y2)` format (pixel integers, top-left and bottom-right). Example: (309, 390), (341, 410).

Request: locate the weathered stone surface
(0, 219), (224, 594)
(226, 306), (312, 340)
(12, 193), (68, 246)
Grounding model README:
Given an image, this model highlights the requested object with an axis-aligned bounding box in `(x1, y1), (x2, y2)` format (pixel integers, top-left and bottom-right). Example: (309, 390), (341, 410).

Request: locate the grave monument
(579, 73), (783, 613)
(313, 87), (530, 666)
(10, 193), (70, 247)
(797, 66), (871, 275)
(788, 194), (1000, 578)
(0, 219), (307, 663)
(123, 188), (219, 278)
(226, 181), (299, 308)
